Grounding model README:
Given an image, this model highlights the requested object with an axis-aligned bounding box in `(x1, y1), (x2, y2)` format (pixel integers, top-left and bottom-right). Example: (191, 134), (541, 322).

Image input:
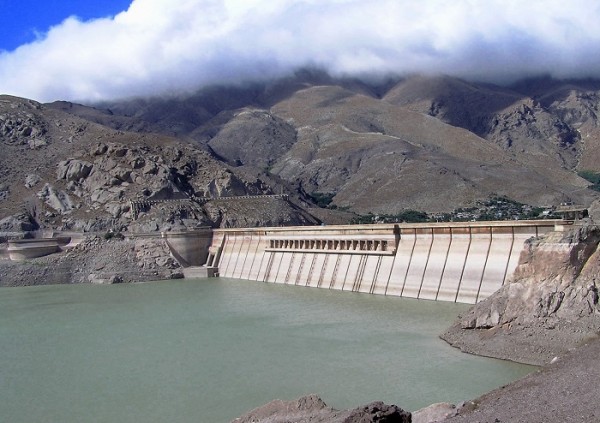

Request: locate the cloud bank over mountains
(1, 0), (600, 102)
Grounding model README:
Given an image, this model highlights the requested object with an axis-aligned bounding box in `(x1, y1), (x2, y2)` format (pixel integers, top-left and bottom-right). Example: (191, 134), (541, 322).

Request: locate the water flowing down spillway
(0, 279), (535, 422)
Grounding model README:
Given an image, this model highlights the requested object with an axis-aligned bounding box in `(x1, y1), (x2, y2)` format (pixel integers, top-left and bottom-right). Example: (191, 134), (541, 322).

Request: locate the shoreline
(441, 334), (600, 423)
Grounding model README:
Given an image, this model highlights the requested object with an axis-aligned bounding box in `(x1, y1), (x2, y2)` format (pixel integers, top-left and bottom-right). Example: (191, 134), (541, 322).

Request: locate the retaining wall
(209, 221), (558, 304)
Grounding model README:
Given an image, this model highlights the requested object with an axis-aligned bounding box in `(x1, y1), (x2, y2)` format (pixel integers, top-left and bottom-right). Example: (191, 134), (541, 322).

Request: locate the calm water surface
(0, 278), (535, 422)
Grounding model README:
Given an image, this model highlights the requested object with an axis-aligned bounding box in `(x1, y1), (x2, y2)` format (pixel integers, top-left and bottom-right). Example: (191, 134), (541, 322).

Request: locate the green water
(0, 278), (535, 422)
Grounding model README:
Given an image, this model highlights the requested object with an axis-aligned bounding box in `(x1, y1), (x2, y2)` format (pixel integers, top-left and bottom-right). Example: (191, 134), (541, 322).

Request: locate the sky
(1, 0), (600, 103)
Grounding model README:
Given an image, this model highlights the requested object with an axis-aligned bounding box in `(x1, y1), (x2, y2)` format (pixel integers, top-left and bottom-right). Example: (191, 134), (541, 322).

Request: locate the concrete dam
(166, 220), (560, 304)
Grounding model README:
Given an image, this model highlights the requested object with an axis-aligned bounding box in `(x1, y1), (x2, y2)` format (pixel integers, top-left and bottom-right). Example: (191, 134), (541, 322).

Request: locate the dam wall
(207, 221), (558, 304)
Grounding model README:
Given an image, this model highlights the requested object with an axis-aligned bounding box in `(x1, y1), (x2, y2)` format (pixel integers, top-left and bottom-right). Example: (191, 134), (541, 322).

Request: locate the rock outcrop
(0, 212), (38, 233)
(459, 225), (600, 329)
(0, 97), (48, 147)
(442, 221), (600, 365)
(231, 395), (411, 423)
(1, 95), (318, 234)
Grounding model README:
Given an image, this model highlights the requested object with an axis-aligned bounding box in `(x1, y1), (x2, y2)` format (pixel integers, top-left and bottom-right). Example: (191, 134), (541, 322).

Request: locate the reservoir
(0, 278), (535, 422)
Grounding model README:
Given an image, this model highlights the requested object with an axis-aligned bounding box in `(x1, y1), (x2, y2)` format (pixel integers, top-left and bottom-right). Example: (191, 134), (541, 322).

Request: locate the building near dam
(165, 219), (561, 304)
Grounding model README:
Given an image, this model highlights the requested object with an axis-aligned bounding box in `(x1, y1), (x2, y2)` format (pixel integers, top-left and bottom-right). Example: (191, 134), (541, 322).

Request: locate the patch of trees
(350, 196), (555, 225)
(310, 192), (336, 208)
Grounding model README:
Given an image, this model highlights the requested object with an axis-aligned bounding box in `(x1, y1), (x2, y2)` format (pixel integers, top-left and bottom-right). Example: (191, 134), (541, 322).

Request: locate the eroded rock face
(459, 224), (600, 330)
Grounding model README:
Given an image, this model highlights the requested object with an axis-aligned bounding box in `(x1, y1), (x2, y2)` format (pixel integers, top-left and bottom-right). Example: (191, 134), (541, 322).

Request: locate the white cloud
(2, 0), (600, 102)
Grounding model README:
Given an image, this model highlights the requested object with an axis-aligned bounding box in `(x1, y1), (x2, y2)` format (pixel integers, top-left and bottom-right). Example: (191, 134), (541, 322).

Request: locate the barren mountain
(0, 95), (317, 234)
(269, 84), (591, 212)
(4, 72), (600, 231)
(53, 72), (600, 215)
(384, 75), (600, 172)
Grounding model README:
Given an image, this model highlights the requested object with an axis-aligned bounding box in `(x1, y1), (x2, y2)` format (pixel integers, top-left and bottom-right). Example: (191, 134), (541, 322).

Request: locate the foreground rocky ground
(232, 395), (411, 423)
(443, 335), (600, 423)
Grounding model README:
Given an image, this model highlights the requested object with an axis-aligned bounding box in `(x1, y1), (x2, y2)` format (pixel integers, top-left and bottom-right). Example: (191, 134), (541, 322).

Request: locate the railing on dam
(206, 220), (559, 304)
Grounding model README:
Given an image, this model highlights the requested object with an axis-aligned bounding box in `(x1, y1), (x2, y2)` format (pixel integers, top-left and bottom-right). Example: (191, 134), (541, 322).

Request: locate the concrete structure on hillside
(555, 203), (588, 221)
(5, 234), (81, 261)
(167, 220), (561, 304)
(7, 238), (62, 261)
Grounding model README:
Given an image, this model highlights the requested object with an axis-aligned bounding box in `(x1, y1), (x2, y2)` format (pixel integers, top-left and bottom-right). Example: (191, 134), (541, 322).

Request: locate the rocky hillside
(0, 95), (317, 235)
(49, 71), (600, 214)
(4, 72), (600, 233)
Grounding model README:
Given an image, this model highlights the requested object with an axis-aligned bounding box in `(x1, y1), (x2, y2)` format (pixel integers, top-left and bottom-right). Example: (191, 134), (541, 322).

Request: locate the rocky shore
(0, 235), (181, 287)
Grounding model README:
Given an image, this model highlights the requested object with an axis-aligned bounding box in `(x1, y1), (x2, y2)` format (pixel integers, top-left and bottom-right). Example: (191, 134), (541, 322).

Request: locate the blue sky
(1, 0), (600, 102)
(0, 0), (132, 52)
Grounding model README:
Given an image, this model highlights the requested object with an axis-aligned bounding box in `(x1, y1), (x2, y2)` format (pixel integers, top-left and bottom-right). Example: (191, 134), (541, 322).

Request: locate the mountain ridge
(3, 72), (600, 232)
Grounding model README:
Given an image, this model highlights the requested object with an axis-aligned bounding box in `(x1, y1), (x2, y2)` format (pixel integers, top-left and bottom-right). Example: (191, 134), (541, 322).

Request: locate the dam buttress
(165, 221), (560, 304)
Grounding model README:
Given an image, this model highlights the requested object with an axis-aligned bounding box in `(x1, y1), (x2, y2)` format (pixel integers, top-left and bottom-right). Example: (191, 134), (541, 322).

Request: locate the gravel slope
(444, 335), (600, 423)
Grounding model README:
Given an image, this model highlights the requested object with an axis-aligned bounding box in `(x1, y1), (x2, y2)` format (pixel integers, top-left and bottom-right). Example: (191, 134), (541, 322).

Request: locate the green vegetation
(351, 210), (429, 224)
(310, 192), (336, 208)
(577, 170), (600, 191)
(350, 196), (557, 225)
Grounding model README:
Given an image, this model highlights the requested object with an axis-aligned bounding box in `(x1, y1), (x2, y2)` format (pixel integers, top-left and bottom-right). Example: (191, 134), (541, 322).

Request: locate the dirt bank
(441, 314), (600, 366)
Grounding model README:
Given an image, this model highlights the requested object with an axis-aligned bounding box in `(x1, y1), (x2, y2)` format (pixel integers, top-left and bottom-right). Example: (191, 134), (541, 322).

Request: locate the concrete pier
(199, 221), (558, 304)
(161, 228), (213, 267)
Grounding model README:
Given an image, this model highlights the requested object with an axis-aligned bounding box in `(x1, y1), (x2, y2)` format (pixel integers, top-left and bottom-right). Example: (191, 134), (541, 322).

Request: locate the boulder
(90, 188), (116, 204)
(28, 138), (47, 149)
(92, 142), (108, 156)
(0, 213), (38, 232)
(56, 159), (93, 182)
(37, 184), (74, 214)
(24, 174), (41, 188)
(343, 401), (412, 422)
